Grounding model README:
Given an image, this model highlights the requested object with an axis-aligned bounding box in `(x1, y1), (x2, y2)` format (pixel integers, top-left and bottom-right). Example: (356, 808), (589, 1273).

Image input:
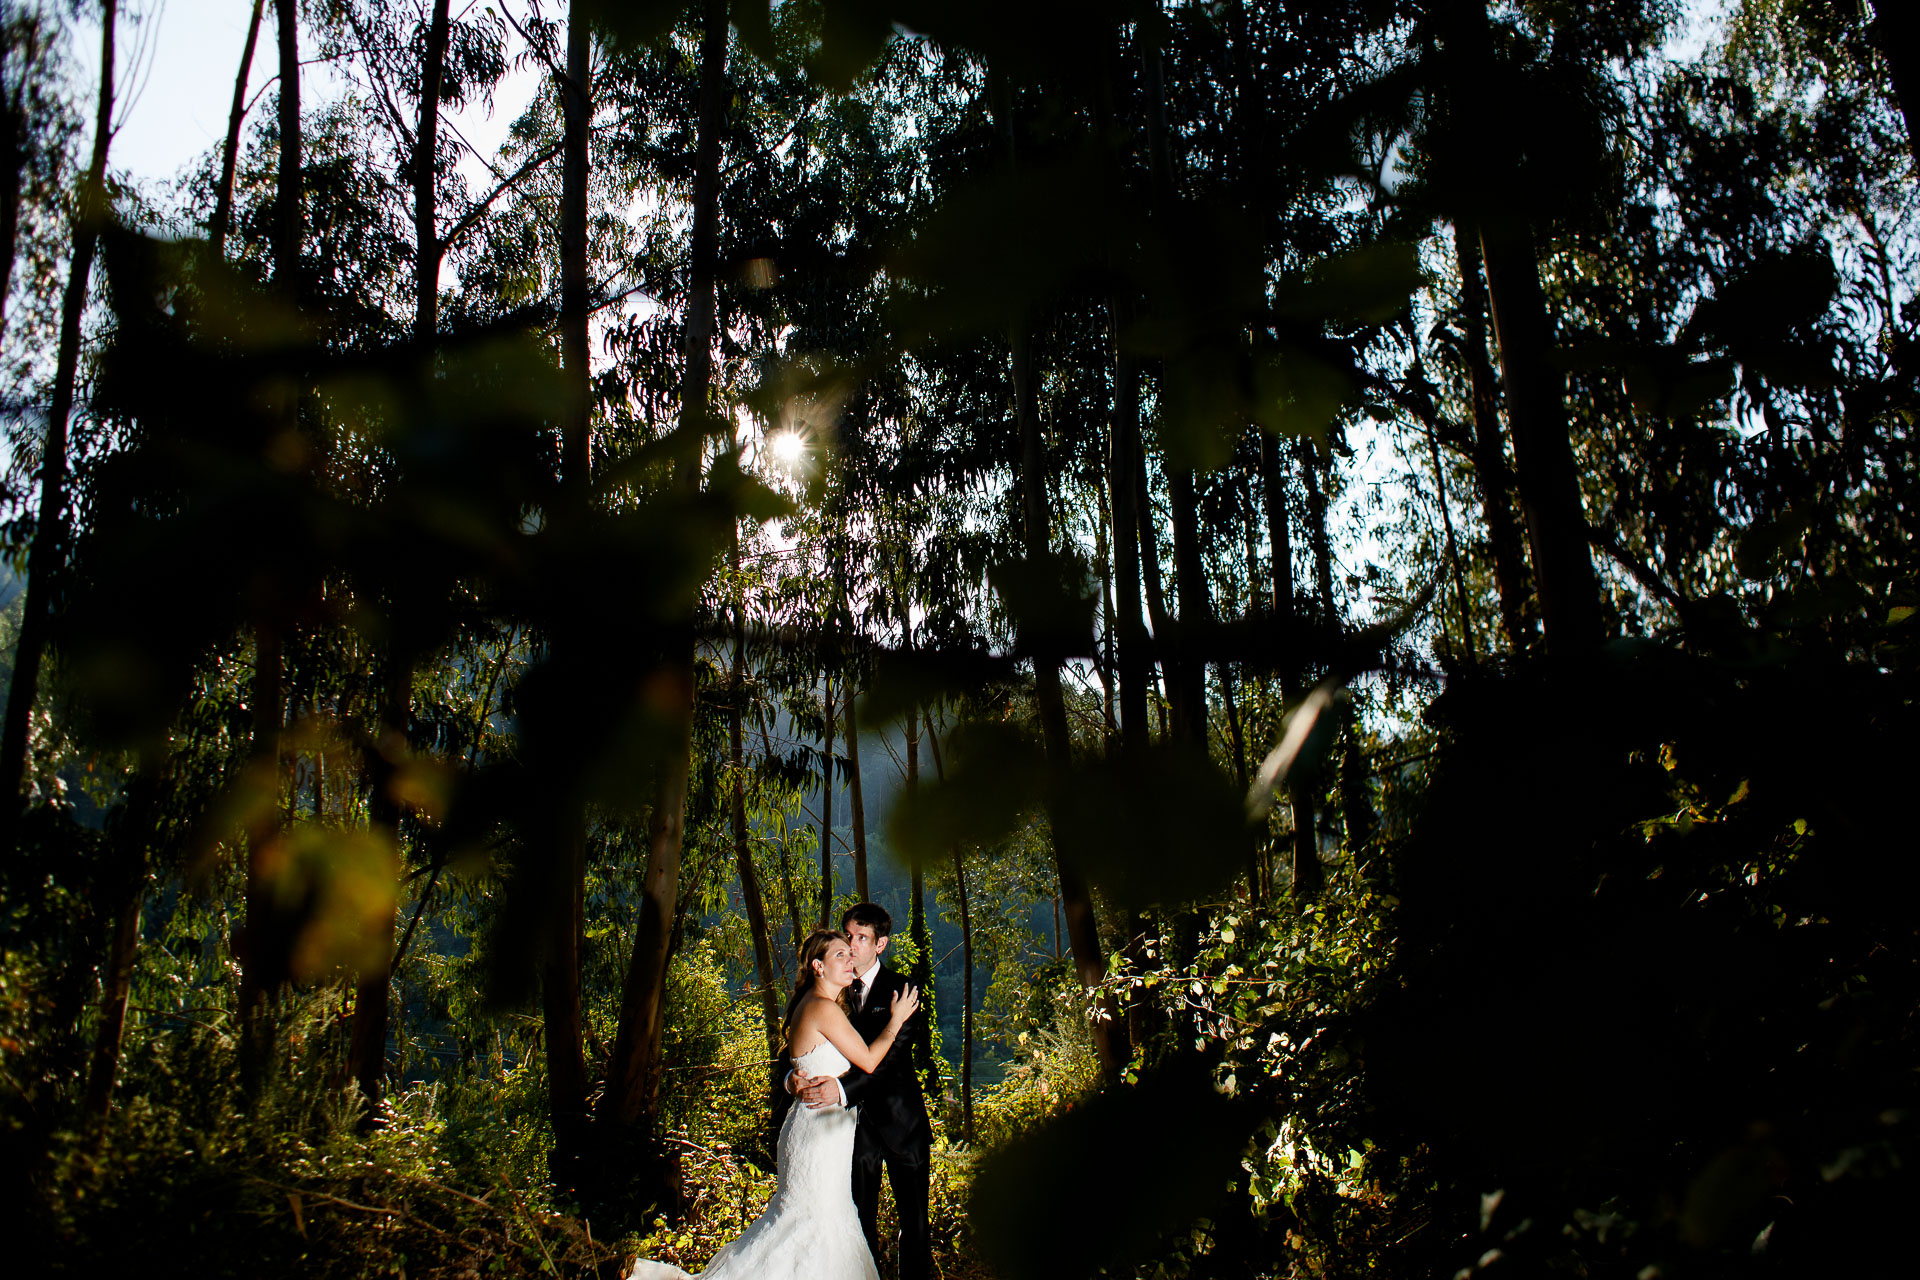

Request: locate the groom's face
(845, 922), (886, 973)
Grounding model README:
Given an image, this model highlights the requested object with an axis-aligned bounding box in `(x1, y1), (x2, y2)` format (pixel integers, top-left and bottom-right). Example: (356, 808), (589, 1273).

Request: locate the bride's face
(814, 940), (856, 988)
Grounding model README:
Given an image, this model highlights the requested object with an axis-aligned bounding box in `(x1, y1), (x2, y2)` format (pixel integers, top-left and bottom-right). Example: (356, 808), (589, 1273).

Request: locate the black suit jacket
(839, 963), (933, 1155)
(769, 964), (932, 1157)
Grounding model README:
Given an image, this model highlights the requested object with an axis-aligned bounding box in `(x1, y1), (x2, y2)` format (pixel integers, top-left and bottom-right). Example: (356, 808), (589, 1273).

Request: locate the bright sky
(72, 0), (541, 201)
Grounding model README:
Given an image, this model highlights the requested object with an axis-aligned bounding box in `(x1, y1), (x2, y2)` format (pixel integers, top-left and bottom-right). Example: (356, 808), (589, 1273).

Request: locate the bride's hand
(889, 984), (920, 1025)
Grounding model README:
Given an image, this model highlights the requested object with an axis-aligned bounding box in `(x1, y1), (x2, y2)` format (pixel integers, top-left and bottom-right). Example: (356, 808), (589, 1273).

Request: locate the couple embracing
(630, 903), (933, 1280)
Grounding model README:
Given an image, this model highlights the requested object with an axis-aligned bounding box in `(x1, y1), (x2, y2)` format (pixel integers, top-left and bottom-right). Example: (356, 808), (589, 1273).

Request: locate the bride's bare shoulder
(787, 996), (843, 1056)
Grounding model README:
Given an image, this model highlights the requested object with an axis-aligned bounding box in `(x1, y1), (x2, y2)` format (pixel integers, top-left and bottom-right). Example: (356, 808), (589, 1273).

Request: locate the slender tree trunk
(761, 719), (804, 957)
(817, 669), (834, 925)
(1222, 664), (1249, 795)
(210, 0), (265, 256)
(1301, 450), (1374, 864)
(0, 1), (115, 846)
(84, 865), (144, 1128)
(274, 0), (300, 285)
(543, 8), (594, 1186)
(1136, 452), (1173, 675)
(1096, 485), (1117, 747)
(601, 0), (725, 1165)
(1093, 17), (1149, 762)
(1478, 219), (1603, 656)
(908, 712), (935, 1095)
(1164, 469), (1212, 748)
(1016, 328), (1125, 1078)
(1109, 325), (1150, 755)
(0, 19), (42, 343)
(1223, 664), (1259, 902)
(845, 674), (867, 902)
(309, 698), (324, 817)
(243, 3), (298, 1013)
(729, 525), (780, 1062)
(239, 630), (284, 1014)
(350, 657), (410, 1123)
(1096, 24), (1148, 761)
(1140, 39), (1210, 747)
(543, 816), (589, 1183)
(1259, 433), (1317, 895)
(992, 65), (1124, 1079)
(954, 843), (975, 1145)
(83, 752), (160, 1134)
(411, 0), (451, 341)
(1453, 230), (1534, 654)
(349, 0), (446, 1128)
(1292, 445), (1333, 898)
(1447, 1), (1602, 656)
(1422, 415), (1479, 658)
(1868, 0), (1920, 168)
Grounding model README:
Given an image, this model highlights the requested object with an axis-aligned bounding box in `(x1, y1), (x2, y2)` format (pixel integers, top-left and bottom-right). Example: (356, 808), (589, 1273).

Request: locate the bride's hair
(782, 928), (853, 1035)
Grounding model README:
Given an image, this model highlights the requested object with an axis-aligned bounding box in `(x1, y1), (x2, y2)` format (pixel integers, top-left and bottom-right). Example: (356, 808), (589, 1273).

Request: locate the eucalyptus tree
(209, 0), (265, 257)
(320, 0), (514, 1120)
(0, 0), (72, 344)
(0, 0), (115, 857)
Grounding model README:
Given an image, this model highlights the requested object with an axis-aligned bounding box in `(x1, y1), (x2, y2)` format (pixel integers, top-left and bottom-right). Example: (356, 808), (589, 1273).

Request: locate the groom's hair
(841, 902), (892, 938)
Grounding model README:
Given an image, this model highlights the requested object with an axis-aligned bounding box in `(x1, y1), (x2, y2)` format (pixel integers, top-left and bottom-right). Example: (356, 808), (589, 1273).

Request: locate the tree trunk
(1452, 229), (1535, 654)
(907, 712), (935, 1095)
(1109, 326), (1151, 756)
(0, 14), (46, 343)
(349, 657), (410, 1125)
(954, 842), (975, 1145)
(83, 753), (160, 1135)
(1164, 468), (1212, 749)
(729, 524), (780, 1063)
(1140, 38), (1211, 748)
(543, 7), (594, 1188)
(845, 673), (867, 902)
(210, 0), (265, 256)
(1135, 450), (1173, 702)
(1258, 422), (1321, 901)
(0, 0), (116, 845)
(761, 719), (805, 958)
(817, 670), (834, 925)
(1868, 0), (1920, 168)
(1096, 23), (1151, 762)
(600, 0), (725, 1168)
(1421, 414), (1479, 659)
(274, 0), (300, 285)
(239, 629), (284, 1015)
(411, 0), (451, 342)
(995, 70), (1124, 1080)
(1292, 445), (1332, 899)
(1477, 218), (1603, 656)
(1096, 486), (1117, 745)
(1446, 1), (1602, 657)
(348, 0), (446, 1128)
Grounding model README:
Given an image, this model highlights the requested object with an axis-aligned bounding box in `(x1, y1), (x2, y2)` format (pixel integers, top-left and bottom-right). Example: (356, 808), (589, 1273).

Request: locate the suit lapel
(856, 965), (894, 1040)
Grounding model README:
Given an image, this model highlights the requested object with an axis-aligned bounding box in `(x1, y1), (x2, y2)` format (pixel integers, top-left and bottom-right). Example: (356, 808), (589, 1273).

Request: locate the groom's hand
(794, 1073), (841, 1110)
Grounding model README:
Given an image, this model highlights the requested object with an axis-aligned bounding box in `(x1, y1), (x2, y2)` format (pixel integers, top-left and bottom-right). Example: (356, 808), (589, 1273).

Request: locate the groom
(790, 902), (932, 1280)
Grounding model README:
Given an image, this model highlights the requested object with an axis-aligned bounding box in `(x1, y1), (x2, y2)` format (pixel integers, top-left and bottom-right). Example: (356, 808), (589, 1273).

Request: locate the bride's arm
(818, 992), (916, 1075)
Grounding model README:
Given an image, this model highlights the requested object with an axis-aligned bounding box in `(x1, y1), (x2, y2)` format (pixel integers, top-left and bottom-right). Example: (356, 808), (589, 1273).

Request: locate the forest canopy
(1, 0), (1915, 1276)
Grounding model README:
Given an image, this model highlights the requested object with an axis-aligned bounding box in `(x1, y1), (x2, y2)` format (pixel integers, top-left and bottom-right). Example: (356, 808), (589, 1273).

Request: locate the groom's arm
(840, 1000), (920, 1108)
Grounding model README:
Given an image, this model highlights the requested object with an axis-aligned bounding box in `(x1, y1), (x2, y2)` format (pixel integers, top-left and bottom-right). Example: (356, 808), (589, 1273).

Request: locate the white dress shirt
(850, 958), (883, 1012)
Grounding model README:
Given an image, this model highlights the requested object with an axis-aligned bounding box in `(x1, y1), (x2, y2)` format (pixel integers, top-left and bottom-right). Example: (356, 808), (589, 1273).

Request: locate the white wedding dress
(627, 1040), (879, 1280)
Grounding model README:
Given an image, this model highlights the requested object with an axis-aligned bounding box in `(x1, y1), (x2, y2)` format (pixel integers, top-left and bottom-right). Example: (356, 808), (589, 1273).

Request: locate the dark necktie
(849, 975), (865, 1009)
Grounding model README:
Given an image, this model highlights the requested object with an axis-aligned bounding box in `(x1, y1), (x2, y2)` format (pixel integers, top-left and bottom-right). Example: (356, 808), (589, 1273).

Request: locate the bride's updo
(783, 927), (853, 1032)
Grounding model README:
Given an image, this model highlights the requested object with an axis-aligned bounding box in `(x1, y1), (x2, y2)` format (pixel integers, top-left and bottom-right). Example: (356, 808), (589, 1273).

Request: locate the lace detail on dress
(626, 1039), (877, 1280)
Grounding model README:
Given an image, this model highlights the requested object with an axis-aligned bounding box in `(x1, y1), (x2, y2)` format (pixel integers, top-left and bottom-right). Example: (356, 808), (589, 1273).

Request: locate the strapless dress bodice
(792, 1039), (851, 1079)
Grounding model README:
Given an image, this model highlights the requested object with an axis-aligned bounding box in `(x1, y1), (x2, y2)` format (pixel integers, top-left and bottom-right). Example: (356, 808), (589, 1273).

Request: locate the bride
(628, 928), (921, 1280)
